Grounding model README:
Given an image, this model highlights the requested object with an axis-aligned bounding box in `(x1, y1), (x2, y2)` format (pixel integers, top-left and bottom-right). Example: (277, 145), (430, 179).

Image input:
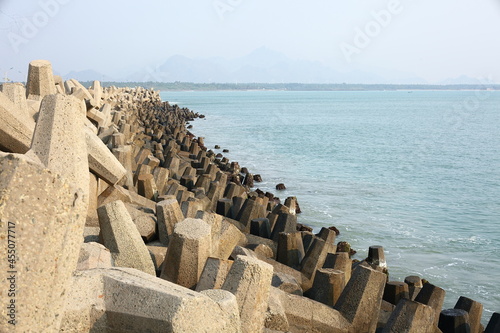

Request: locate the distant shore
(72, 81), (500, 92)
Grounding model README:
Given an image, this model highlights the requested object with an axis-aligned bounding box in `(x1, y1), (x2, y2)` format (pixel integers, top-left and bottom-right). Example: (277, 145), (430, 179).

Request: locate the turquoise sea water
(160, 90), (500, 323)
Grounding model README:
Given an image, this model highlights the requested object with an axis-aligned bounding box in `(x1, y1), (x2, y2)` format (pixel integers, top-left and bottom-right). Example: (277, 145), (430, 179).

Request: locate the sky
(0, 0), (499, 83)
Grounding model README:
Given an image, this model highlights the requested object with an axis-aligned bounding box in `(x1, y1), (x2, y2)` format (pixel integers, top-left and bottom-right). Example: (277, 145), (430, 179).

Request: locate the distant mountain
(63, 69), (115, 82)
(124, 47), (419, 84)
(60, 48), (485, 85)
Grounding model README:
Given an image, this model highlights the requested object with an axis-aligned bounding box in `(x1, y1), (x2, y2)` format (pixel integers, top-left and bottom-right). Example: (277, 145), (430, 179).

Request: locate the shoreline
(0, 60), (496, 332)
(162, 90), (498, 327)
(65, 81), (500, 92)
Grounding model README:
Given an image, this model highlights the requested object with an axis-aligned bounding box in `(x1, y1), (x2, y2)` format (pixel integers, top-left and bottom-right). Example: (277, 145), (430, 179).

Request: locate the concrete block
(137, 173), (158, 200)
(383, 281), (410, 306)
(112, 145), (134, 189)
(305, 268), (346, 307)
(222, 255), (274, 333)
(323, 252), (352, 282)
(415, 283), (446, 327)
(217, 197), (233, 217)
(85, 126), (127, 185)
(317, 226), (338, 254)
(156, 198), (185, 245)
(98, 184), (156, 211)
(26, 59), (56, 100)
(273, 287), (349, 332)
(27, 94), (89, 203)
(485, 313), (500, 333)
(161, 218), (212, 289)
(181, 198), (203, 218)
(133, 163), (151, 186)
(68, 79), (92, 102)
(230, 245), (259, 260)
(97, 200), (156, 275)
(216, 219), (245, 259)
(200, 289), (242, 333)
(284, 196), (298, 215)
(152, 167), (170, 194)
(270, 212), (297, 242)
(124, 203), (157, 242)
(367, 245), (387, 269)
(77, 242), (113, 270)
(265, 288), (290, 332)
(334, 265), (387, 333)
(0, 82), (32, 126)
(60, 267), (237, 332)
(454, 296), (483, 333)
(0, 152), (87, 332)
(272, 272), (303, 296)
(147, 245), (168, 273)
(405, 275), (423, 300)
(0, 90), (35, 153)
(300, 237), (330, 286)
(208, 181), (226, 210)
(438, 309), (471, 333)
(196, 257), (234, 291)
(195, 210), (223, 255)
(378, 300), (396, 329)
(382, 298), (436, 333)
(86, 172), (99, 227)
(90, 80), (102, 108)
(276, 231), (305, 269)
(236, 198), (266, 232)
(251, 217), (272, 239)
(86, 108), (106, 127)
(247, 243), (274, 258)
(245, 233), (278, 256)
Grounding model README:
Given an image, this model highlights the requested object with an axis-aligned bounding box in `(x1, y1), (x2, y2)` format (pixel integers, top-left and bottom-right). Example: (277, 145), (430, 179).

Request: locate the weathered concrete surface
(222, 255), (274, 333)
(454, 296), (483, 333)
(147, 244), (168, 273)
(26, 59), (56, 101)
(85, 126), (127, 185)
(161, 218), (212, 289)
(124, 203), (157, 242)
(305, 268), (346, 307)
(76, 242), (113, 270)
(0, 82), (32, 126)
(0, 90), (35, 153)
(60, 267), (238, 332)
(200, 289), (242, 333)
(334, 265), (387, 333)
(98, 185), (156, 211)
(0, 153), (88, 332)
(274, 287), (349, 332)
(414, 283), (446, 327)
(97, 200), (156, 275)
(382, 298), (436, 333)
(272, 272), (303, 296)
(156, 198), (185, 245)
(27, 93), (90, 203)
(265, 288), (290, 332)
(196, 257), (234, 292)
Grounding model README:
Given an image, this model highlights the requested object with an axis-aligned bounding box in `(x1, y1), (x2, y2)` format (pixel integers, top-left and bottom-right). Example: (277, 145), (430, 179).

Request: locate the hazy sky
(1, 0), (499, 83)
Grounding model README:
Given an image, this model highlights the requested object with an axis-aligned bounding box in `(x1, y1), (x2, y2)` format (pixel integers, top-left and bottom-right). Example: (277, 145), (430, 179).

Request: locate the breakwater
(0, 60), (498, 332)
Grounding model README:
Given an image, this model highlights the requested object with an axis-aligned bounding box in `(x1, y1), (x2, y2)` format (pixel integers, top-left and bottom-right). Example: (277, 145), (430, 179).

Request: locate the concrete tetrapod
(160, 218), (212, 289)
(97, 200), (156, 276)
(222, 255), (274, 333)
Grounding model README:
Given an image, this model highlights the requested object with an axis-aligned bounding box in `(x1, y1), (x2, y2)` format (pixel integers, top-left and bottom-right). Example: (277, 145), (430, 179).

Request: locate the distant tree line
(78, 81), (500, 91)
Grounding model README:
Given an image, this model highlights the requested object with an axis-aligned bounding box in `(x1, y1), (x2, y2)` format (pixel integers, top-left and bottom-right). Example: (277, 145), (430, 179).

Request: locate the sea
(160, 90), (500, 324)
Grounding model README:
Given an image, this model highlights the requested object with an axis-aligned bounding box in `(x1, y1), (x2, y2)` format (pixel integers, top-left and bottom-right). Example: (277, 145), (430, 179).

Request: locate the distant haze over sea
(56, 47), (490, 86)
